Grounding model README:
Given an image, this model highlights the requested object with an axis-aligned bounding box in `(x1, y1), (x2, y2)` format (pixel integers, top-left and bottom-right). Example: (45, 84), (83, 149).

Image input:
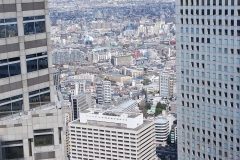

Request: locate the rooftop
(81, 108), (141, 118)
(155, 118), (168, 124)
(70, 119), (153, 131)
(103, 73), (131, 78)
(117, 100), (137, 111)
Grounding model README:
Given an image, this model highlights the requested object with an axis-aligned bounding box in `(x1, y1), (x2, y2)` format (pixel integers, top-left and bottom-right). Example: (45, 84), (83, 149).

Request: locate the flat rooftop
(81, 108), (141, 118)
(70, 119), (153, 131)
(103, 73), (131, 78)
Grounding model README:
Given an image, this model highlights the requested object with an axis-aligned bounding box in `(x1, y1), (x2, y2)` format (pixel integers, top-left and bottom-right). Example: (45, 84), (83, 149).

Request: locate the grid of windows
(0, 18), (18, 38)
(26, 52), (48, 73)
(69, 124), (156, 160)
(0, 57), (21, 79)
(23, 15), (46, 35)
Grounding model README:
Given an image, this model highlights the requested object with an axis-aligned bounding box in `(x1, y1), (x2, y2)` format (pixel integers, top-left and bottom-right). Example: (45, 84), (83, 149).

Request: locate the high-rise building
(69, 109), (157, 160)
(0, 1), (66, 159)
(176, 0), (240, 159)
(96, 80), (111, 104)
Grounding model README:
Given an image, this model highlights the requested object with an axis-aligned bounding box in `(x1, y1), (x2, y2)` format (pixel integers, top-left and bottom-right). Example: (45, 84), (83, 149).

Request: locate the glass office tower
(176, 0), (240, 159)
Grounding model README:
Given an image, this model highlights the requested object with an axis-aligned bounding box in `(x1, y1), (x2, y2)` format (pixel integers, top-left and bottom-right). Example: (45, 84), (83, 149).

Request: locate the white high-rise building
(176, 0), (240, 160)
(69, 108), (157, 160)
(96, 80), (111, 104)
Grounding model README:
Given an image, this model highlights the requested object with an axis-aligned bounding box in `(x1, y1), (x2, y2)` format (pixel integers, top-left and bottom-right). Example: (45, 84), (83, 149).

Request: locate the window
(0, 57), (21, 79)
(34, 129), (54, 146)
(29, 87), (50, 109)
(2, 141), (24, 158)
(0, 95), (23, 118)
(0, 18), (18, 38)
(23, 15), (46, 35)
(26, 52), (48, 72)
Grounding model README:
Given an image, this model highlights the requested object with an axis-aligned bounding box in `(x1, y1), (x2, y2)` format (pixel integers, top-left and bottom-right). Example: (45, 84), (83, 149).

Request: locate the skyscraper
(0, 1), (66, 159)
(176, 0), (240, 159)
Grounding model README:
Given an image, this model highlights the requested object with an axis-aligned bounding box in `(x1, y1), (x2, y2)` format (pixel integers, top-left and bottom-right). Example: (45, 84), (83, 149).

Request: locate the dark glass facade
(23, 15), (45, 35)
(73, 99), (78, 120)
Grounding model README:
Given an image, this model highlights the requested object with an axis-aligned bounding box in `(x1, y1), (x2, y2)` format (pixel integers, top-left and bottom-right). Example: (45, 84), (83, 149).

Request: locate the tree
(145, 103), (151, 110)
(155, 102), (167, 116)
(143, 78), (151, 85)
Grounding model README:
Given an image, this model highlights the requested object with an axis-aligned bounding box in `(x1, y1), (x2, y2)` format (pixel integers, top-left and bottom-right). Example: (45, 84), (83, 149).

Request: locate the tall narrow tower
(176, 0), (240, 159)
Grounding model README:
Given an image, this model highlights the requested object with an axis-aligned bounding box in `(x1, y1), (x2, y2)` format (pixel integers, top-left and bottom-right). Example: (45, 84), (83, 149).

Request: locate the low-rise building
(122, 67), (144, 78)
(102, 73), (132, 83)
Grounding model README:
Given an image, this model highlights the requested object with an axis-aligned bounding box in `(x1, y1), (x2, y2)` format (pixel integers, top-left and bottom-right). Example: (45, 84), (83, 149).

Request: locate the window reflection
(0, 100), (23, 118)
(23, 15), (45, 35)
(0, 18), (18, 38)
(29, 92), (50, 109)
(27, 59), (38, 72)
(29, 95), (41, 109)
(0, 25), (6, 38)
(0, 57), (21, 79)
(9, 62), (21, 76)
(0, 65), (9, 78)
(35, 21), (45, 34)
(26, 52), (48, 73)
(24, 22), (34, 35)
(2, 146), (24, 159)
(6, 24), (18, 37)
(34, 134), (54, 146)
